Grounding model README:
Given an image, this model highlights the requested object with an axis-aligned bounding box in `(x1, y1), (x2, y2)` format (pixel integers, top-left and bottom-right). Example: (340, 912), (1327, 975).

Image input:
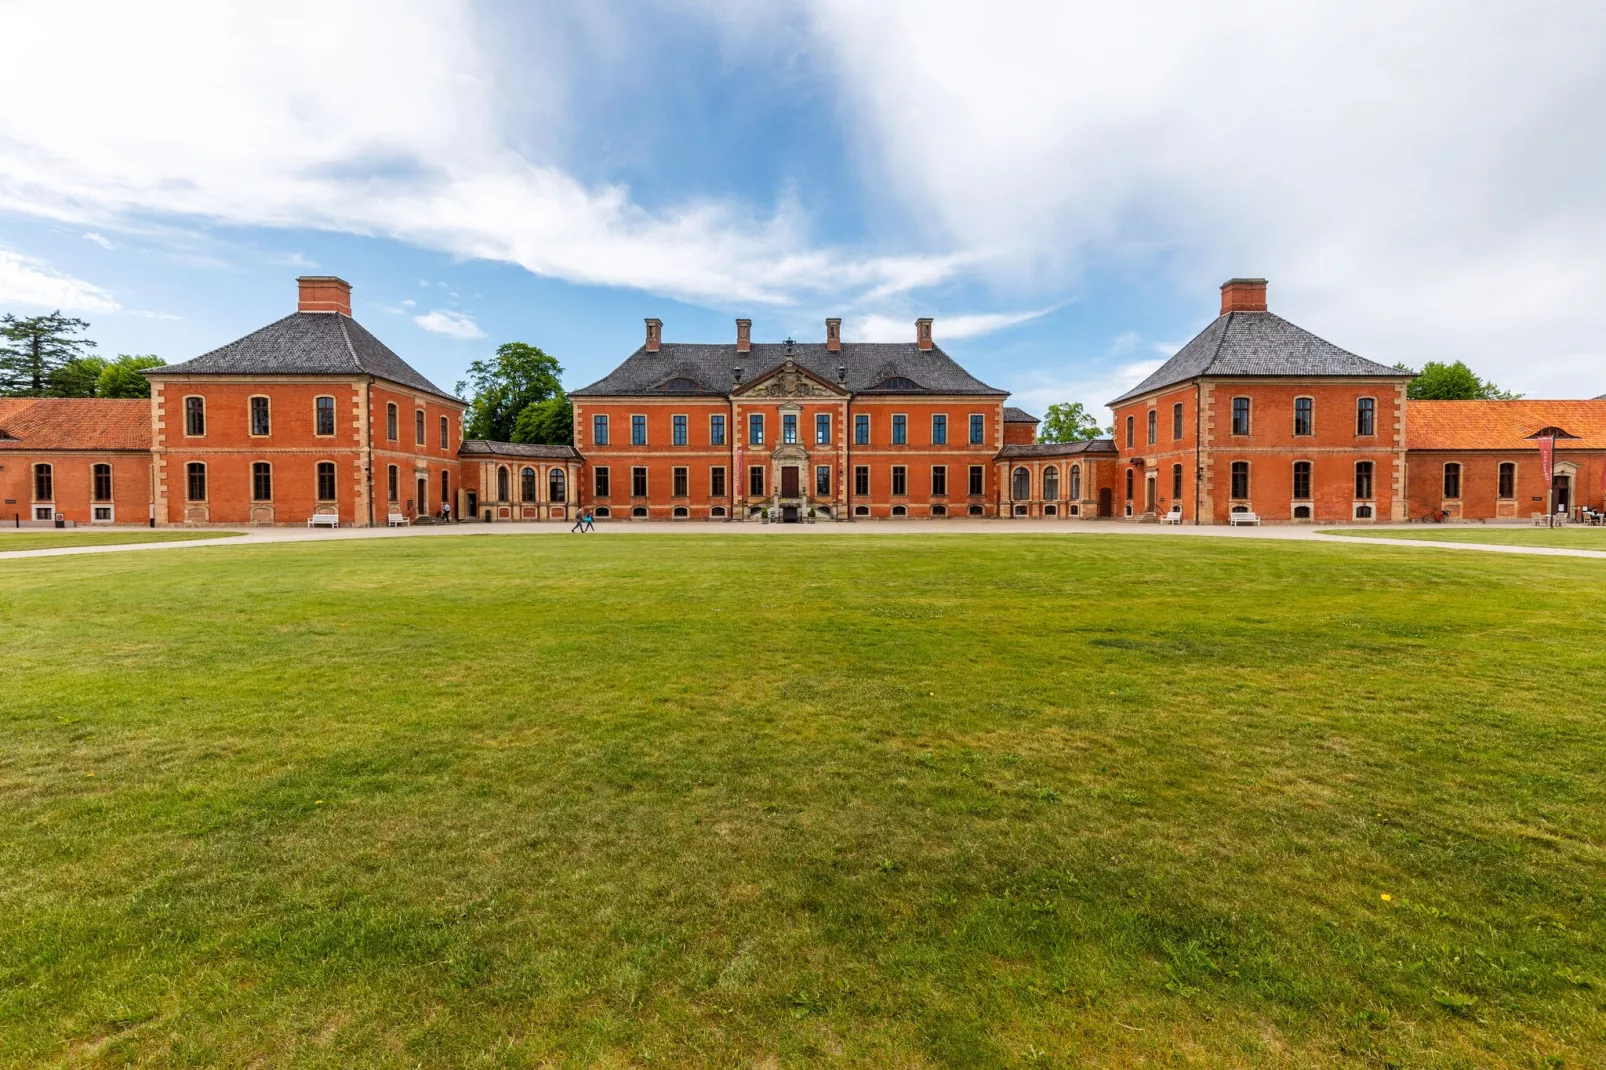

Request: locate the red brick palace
(2, 275), (1601, 528)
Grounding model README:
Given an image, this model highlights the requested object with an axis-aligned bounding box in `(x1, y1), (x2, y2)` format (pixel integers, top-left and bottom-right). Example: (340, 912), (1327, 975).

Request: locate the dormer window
(875, 376), (919, 391)
(660, 377), (702, 391)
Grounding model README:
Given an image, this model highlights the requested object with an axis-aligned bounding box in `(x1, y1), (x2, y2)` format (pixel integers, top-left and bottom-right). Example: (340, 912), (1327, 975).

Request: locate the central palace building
(3, 275), (1603, 528)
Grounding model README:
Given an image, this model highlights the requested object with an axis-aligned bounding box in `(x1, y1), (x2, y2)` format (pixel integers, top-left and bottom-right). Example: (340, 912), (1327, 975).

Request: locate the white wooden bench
(1162, 507), (1183, 524)
(1228, 511), (1260, 526)
(387, 512), (409, 527)
(306, 514), (340, 528)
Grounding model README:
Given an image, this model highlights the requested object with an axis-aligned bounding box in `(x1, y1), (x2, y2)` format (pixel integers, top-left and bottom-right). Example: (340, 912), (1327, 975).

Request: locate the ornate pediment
(737, 361), (845, 399)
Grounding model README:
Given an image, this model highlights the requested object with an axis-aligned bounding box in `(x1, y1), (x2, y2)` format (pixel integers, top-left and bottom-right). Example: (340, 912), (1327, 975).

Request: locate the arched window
(316, 461), (336, 501)
(386, 402), (398, 440)
(33, 463), (53, 501)
(1172, 463), (1183, 500)
(253, 462), (272, 501)
(440, 469), (450, 505)
(92, 463), (113, 502)
(1069, 464), (1081, 500)
(439, 415), (449, 449)
(1230, 461), (1249, 500)
(387, 464), (399, 502)
(497, 465), (510, 501)
(1125, 467), (1134, 500)
(520, 466), (536, 501)
(1443, 463), (1461, 499)
(1125, 415), (1134, 448)
(550, 468), (567, 503)
(1146, 410), (1156, 445)
(1043, 466), (1059, 500)
(1013, 466), (1030, 500)
(1293, 461), (1312, 500)
(1355, 461), (1374, 499)
(186, 462), (207, 502)
(415, 409), (425, 446)
(1498, 462), (1516, 499)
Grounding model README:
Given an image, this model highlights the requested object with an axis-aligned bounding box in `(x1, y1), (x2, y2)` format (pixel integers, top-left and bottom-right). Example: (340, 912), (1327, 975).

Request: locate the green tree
(97, 354), (165, 398)
(1396, 360), (1521, 401)
(455, 341), (565, 442)
(512, 393), (574, 445)
(0, 312), (97, 396)
(47, 356), (108, 397)
(1037, 401), (1104, 443)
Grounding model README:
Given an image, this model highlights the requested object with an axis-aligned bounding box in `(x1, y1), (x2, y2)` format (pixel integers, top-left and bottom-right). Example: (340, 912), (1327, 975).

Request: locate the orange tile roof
(1408, 400), (1606, 451)
(0, 398), (151, 451)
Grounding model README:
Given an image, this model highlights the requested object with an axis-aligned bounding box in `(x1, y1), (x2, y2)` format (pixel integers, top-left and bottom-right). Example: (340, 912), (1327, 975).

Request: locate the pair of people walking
(569, 511), (595, 533)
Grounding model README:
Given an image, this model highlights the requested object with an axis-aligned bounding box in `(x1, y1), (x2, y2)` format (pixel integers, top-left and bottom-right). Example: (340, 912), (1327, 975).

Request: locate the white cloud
(799, 0), (1606, 396)
(413, 309), (485, 339)
(851, 307), (1051, 343)
(81, 232), (115, 249)
(0, 250), (120, 312)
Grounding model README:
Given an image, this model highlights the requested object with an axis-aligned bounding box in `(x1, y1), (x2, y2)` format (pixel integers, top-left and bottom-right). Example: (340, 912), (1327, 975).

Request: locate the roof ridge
(334, 314), (363, 374)
(1204, 311), (1234, 373)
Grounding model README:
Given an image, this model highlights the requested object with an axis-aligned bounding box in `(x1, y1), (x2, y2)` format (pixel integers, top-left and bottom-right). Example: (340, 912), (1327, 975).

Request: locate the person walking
(583, 510), (595, 532)
(442, 499), (452, 523)
(570, 511), (586, 533)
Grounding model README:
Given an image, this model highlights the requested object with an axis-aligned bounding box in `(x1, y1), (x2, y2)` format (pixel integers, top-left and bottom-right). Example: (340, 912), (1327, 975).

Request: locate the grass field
(1320, 526), (1606, 550)
(2, 534), (1603, 1068)
(0, 529), (240, 553)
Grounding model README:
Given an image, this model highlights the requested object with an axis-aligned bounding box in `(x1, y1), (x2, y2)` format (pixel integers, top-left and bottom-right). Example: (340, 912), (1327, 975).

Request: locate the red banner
(1538, 434), (1555, 487)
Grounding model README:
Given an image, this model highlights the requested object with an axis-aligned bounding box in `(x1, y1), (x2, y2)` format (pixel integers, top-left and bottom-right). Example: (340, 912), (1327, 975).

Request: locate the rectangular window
(386, 402), (397, 440)
(92, 463), (112, 501)
(315, 396), (336, 436)
(33, 463), (53, 500)
(815, 413), (830, 445)
(1230, 461), (1249, 499)
(631, 414), (647, 446)
(855, 465), (870, 496)
(1147, 409), (1156, 445)
(594, 467), (610, 497)
(251, 396), (271, 437)
(748, 413), (764, 445)
(969, 465), (983, 495)
(931, 465), (947, 496)
(185, 396), (205, 436)
(186, 462), (206, 502)
(1355, 461), (1374, 500)
(891, 465), (907, 496)
(252, 462), (272, 501)
(749, 465), (765, 496)
(1125, 415), (1134, 448)
(710, 466), (726, 497)
(387, 465), (399, 501)
(1293, 460), (1312, 499)
(1172, 463), (1183, 500)
(440, 415), (449, 449)
(1294, 397), (1313, 436)
(1443, 463), (1461, 499)
(1498, 462), (1515, 499)
(415, 409), (425, 445)
(672, 414), (687, 446)
(1356, 397), (1376, 436)
(855, 413), (870, 445)
(892, 414), (907, 445)
(673, 466), (688, 497)
(710, 414), (726, 446)
(1231, 397), (1251, 436)
(316, 461), (336, 501)
(970, 413), (984, 445)
(1173, 402), (1184, 440)
(783, 413), (797, 444)
(931, 414), (947, 445)
(815, 465), (830, 496)
(632, 466), (648, 497)
(593, 414), (609, 445)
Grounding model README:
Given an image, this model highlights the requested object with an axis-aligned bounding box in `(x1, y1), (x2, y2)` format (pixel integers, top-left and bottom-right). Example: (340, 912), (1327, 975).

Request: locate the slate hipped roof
(147, 312), (458, 401)
(996, 439), (1117, 458)
(572, 341), (1005, 397)
(459, 440), (580, 459)
(1108, 311), (1407, 406)
(1003, 406), (1040, 423)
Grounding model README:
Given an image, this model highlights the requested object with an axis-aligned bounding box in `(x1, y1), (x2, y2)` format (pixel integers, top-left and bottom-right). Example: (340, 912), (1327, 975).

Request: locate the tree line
(0, 312), (163, 399)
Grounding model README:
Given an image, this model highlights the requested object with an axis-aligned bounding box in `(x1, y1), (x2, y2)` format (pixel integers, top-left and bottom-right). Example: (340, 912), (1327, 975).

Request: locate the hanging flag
(1538, 433), (1556, 487)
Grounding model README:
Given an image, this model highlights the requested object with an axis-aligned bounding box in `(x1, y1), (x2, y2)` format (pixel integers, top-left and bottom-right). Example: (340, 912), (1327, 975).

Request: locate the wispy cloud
(81, 231), (115, 249)
(851, 307), (1052, 344)
(413, 309), (485, 339)
(0, 250), (120, 312)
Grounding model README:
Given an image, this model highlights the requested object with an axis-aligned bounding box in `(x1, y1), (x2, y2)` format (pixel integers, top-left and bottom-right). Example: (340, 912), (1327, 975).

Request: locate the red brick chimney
(736, 318), (751, 354)
(645, 318), (662, 353)
(298, 276), (352, 316)
(915, 317), (934, 351)
(825, 317), (842, 353)
(1220, 278), (1268, 315)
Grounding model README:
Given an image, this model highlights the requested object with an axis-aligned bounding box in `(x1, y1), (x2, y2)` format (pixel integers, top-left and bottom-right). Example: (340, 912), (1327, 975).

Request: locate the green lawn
(2, 535), (1603, 1068)
(1321, 526), (1606, 550)
(0, 529), (240, 552)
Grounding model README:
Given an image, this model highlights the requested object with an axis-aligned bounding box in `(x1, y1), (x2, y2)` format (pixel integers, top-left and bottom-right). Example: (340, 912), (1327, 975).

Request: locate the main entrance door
(781, 466), (800, 497)
(1554, 474), (1572, 514)
(1097, 488), (1113, 517)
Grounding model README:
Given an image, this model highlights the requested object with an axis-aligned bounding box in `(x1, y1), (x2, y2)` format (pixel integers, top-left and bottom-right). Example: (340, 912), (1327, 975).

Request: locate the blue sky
(3, 1), (1604, 415)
